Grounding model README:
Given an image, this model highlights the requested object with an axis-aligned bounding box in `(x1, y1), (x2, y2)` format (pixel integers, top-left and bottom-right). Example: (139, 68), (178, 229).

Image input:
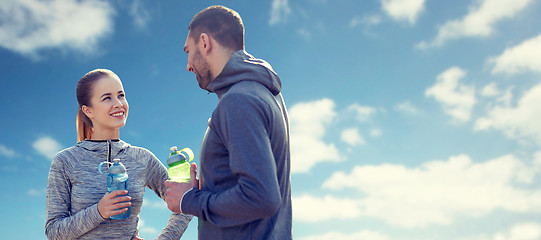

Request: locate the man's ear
(200, 33), (212, 55)
(82, 105), (94, 120)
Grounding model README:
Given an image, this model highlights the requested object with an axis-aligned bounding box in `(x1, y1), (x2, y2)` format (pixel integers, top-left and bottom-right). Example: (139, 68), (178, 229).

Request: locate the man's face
(184, 33), (212, 90)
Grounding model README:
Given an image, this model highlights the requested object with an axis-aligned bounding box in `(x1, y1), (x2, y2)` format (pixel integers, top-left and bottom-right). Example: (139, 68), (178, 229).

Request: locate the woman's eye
(102, 97), (110, 101)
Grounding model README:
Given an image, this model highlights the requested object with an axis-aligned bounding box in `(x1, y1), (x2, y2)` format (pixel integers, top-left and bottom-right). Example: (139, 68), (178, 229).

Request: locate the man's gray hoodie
(181, 50), (292, 239)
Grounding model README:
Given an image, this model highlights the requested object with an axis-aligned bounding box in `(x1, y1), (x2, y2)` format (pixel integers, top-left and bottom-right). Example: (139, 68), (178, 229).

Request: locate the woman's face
(83, 75), (129, 134)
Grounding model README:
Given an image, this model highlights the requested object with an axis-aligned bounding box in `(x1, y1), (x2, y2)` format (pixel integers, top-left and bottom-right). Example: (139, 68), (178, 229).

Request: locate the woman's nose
(113, 98), (123, 108)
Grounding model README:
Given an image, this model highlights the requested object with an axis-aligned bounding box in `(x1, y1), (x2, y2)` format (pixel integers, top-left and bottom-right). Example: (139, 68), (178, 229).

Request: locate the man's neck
(210, 48), (237, 79)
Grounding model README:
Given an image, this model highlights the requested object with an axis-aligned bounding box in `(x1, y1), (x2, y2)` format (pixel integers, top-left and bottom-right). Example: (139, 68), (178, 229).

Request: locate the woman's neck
(91, 128), (120, 141)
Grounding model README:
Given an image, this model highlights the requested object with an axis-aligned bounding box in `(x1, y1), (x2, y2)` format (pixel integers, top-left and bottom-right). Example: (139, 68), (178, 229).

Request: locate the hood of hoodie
(76, 140), (130, 161)
(207, 50), (281, 98)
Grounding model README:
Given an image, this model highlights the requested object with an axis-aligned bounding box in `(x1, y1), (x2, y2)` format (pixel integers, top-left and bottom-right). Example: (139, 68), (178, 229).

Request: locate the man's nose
(187, 64), (193, 72)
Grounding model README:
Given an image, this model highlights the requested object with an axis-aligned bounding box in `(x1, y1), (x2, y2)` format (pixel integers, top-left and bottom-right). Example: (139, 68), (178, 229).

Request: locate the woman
(45, 69), (191, 239)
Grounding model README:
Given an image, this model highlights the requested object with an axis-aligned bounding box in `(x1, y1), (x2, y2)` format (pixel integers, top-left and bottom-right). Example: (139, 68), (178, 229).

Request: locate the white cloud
(349, 15), (383, 38)
(370, 129), (382, 137)
(426, 67), (476, 122)
(297, 28), (311, 39)
(293, 194), (362, 222)
(475, 83), (541, 145)
(458, 222), (541, 240)
(299, 230), (390, 240)
(137, 218), (159, 235)
(0, 144), (16, 158)
(481, 82), (501, 97)
(129, 0), (151, 30)
(504, 223), (541, 240)
(380, 0), (426, 24)
(417, 0), (533, 49)
(349, 15), (382, 28)
(142, 198), (168, 210)
(480, 82), (514, 108)
(534, 151), (541, 172)
(2, 166), (18, 172)
(341, 128), (365, 146)
(27, 188), (46, 196)
(289, 99), (341, 173)
(395, 101), (419, 114)
(269, 0), (291, 25)
(294, 154), (541, 228)
(32, 136), (63, 160)
(0, 0), (115, 59)
(488, 33), (541, 75)
(504, 222), (541, 240)
(348, 103), (377, 122)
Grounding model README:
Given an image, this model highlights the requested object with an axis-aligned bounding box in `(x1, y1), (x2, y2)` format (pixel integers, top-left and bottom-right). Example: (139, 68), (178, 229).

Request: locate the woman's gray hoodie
(45, 140), (191, 239)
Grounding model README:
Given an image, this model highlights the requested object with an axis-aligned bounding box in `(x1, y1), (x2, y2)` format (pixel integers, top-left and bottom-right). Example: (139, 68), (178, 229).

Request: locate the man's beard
(193, 50), (213, 90)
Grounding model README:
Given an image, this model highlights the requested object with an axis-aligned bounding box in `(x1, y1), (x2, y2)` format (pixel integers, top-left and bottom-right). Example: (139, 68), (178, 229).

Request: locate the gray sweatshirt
(181, 50), (292, 239)
(45, 140), (191, 240)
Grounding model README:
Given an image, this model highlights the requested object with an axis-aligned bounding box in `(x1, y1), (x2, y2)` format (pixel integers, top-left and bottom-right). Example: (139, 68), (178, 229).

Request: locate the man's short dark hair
(188, 5), (245, 51)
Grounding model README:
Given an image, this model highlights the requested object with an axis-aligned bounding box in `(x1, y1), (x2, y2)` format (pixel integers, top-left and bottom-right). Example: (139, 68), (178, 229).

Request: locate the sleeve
(181, 93), (282, 227)
(45, 153), (105, 240)
(144, 150), (192, 240)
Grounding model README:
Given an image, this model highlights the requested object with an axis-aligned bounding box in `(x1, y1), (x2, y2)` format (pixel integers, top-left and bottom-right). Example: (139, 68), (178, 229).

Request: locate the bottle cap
(108, 159), (126, 174)
(167, 146), (186, 165)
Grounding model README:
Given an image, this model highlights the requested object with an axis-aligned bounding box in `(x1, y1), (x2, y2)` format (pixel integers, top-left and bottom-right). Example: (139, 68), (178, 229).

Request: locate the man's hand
(164, 162), (198, 213)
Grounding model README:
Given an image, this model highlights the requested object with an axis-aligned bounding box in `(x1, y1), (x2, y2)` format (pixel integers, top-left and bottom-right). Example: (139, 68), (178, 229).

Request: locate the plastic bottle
(99, 158), (131, 219)
(167, 146), (194, 183)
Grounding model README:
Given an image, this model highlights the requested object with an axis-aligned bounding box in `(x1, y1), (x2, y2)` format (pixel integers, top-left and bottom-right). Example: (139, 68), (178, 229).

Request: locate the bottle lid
(170, 146), (178, 154)
(168, 146), (186, 165)
(108, 158), (126, 174)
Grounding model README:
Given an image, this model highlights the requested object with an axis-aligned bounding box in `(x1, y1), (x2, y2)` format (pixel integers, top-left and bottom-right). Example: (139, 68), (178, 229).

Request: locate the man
(164, 5), (292, 240)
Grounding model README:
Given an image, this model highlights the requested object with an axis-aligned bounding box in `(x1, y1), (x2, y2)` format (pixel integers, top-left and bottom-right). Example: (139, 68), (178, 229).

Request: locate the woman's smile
(110, 110), (125, 118)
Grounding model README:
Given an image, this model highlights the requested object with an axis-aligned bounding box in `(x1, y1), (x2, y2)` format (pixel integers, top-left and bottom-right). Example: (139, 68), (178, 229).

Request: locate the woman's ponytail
(76, 108), (92, 142)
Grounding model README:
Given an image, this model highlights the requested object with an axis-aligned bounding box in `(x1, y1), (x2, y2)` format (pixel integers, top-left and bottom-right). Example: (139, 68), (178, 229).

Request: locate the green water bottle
(167, 146), (194, 183)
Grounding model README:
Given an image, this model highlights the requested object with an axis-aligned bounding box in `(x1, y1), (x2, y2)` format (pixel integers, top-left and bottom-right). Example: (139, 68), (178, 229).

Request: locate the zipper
(107, 139), (112, 167)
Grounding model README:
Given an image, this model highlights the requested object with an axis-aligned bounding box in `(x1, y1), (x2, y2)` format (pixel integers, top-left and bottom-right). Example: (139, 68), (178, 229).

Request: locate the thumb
(190, 162), (198, 182)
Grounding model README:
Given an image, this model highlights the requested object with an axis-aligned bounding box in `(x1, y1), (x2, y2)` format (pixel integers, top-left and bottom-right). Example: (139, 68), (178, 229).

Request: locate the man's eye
(102, 97), (110, 101)
(119, 94), (125, 98)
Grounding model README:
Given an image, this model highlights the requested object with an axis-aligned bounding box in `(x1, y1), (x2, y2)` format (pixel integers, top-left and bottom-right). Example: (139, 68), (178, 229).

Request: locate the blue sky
(1, 0), (541, 239)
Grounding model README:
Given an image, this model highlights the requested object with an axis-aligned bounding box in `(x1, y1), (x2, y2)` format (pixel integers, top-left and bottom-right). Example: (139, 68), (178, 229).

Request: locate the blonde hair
(75, 69), (119, 142)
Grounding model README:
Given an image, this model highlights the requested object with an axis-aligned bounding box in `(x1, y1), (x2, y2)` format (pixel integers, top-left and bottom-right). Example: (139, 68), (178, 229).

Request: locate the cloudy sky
(1, 0), (541, 239)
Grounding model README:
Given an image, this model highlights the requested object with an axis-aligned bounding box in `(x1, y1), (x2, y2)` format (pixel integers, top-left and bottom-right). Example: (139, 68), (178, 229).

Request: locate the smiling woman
(45, 69), (192, 240)
(76, 69), (129, 142)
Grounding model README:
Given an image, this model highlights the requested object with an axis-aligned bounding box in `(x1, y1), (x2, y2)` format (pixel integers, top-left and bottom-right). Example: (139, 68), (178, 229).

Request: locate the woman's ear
(82, 105), (93, 120)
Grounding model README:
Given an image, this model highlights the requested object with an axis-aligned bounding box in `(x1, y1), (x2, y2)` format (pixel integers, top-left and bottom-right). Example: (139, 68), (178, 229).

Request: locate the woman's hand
(97, 190), (131, 219)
